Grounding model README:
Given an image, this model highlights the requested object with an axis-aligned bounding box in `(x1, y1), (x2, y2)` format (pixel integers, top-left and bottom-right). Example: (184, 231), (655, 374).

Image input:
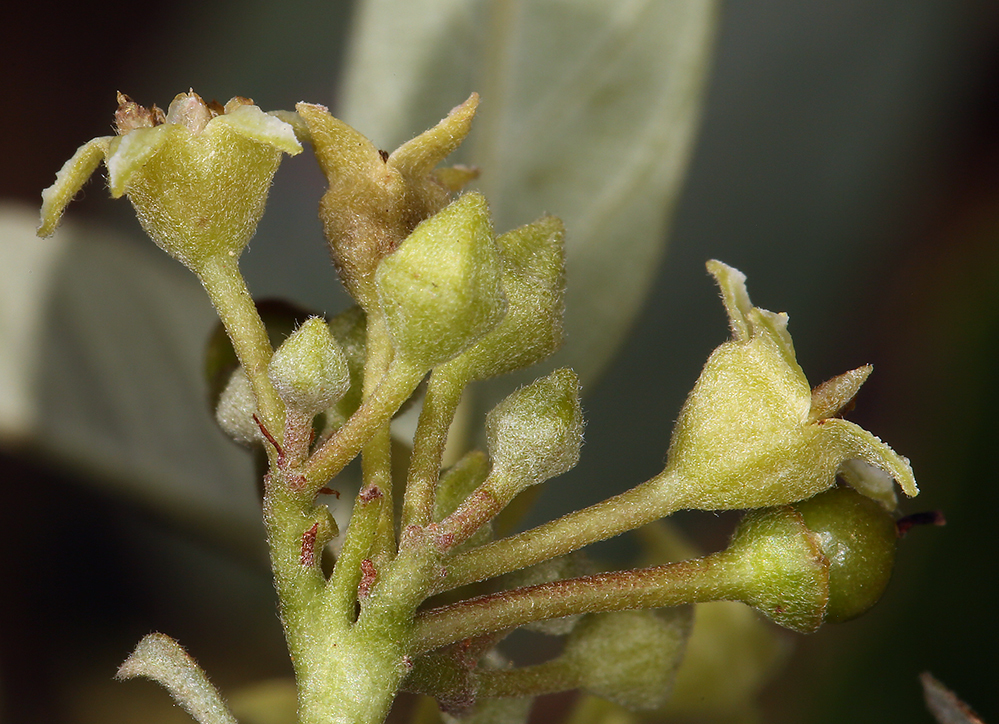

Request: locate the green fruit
(794, 487), (897, 623)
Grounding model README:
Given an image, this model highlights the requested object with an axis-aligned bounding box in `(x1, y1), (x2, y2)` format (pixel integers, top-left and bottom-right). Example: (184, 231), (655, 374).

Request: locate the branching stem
(414, 554), (728, 653)
(435, 469), (691, 593)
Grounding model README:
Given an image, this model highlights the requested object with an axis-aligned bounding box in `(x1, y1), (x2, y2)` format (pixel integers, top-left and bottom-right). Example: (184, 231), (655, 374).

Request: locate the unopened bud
(447, 216), (566, 381)
(215, 368), (262, 446)
(376, 193), (507, 371)
(562, 608), (693, 711)
(268, 317), (350, 417)
(486, 368), (583, 491)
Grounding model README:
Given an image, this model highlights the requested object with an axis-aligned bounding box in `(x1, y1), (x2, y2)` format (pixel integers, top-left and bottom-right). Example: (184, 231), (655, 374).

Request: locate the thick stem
(360, 312), (399, 558)
(434, 469), (691, 594)
(263, 473), (338, 681)
(325, 486), (383, 625)
(197, 253), (284, 439)
(414, 554), (732, 654)
(402, 370), (465, 530)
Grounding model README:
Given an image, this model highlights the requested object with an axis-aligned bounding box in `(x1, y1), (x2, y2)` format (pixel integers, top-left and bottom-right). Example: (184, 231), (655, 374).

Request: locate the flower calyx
(375, 192), (507, 373)
(39, 91), (302, 273)
(663, 260), (916, 512)
(443, 215), (567, 382)
(297, 94), (480, 309)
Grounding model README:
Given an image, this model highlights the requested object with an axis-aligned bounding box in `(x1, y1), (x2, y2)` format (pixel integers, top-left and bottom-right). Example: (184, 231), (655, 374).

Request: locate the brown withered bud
(114, 92), (165, 135)
(296, 94), (480, 310)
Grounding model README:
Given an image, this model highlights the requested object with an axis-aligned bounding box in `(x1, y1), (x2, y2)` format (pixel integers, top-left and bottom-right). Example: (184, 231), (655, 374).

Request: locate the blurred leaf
(229, 678), (299, 724)
(340, 0), (718, 390)
(0, 202), (263, 557)
(922, 672), (987, 724)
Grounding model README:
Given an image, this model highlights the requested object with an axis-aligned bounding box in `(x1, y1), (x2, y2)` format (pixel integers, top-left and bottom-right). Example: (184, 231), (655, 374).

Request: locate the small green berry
(793, 486), (898, 623)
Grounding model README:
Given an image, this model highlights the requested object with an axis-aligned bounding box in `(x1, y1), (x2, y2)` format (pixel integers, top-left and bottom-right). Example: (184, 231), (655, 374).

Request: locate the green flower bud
(792, 486), (898, 623)
(486, 368), (583, 491)
(268, 317), (350, 417)
(561, 608), (693, 711)
(39, 92), (301, 272)
(664, 260), (916, 511)
(446, 216), (566, 381)
(376, 193), (507, 372)
(297, 95), (480, 309)
(204, 299), (318, 413)
(215, 369), (263, 446)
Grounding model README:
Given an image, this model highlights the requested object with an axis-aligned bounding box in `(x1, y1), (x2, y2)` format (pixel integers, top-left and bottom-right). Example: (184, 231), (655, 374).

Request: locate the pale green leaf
(341, 0), (718, 388)
(0, 203), (261, 556)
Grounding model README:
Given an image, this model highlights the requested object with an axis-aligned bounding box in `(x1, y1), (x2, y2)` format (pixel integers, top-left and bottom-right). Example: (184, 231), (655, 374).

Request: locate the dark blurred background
(3, 1), (999, 722)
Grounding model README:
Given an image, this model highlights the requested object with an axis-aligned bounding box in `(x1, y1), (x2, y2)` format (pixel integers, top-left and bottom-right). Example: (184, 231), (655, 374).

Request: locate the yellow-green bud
(561, 608), (693, 711)
(446, 216), (566, 381)
(376, 193), (507, 371)
(663, 260), (916, 511)
(268, 317), (350, 417)
(485, 368), (583, 491)
(39, 92), (302, 272)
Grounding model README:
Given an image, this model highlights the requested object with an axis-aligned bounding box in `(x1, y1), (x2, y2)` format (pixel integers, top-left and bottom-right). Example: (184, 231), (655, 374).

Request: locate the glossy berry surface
(794, 486), (898, 622)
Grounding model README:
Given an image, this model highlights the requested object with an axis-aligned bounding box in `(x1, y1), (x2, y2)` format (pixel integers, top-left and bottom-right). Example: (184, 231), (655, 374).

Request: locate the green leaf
(1, 203), (262, 556)
(340, 0), (719, 388)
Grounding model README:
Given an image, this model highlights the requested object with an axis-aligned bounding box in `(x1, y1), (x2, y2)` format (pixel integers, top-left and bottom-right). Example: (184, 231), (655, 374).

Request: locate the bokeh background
(3, 2), (998, 722)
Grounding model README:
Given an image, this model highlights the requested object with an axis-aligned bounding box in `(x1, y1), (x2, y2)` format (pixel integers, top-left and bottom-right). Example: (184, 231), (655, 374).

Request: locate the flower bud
(446, 216), (566, 381)
(485, 368), (583, 491)
(376, 193), (507, 371)
(39, 92), (302, 272)
(663, 260), (916, 511)
(205, 299), (317, 414)
(215, 368), (263, 446)
(561, 608), (693, 711)
(297, 95), (479, 308)
(792, 486), (898, 623)
(321, 305), (368, 432)
(268, 317), (350, 418)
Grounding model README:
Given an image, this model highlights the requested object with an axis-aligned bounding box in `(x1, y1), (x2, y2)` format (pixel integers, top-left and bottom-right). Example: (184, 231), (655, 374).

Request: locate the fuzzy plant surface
(35, 87), (922, 724)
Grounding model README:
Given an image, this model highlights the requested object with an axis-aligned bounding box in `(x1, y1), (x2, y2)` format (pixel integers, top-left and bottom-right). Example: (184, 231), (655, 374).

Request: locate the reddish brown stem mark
(254, 414), (285, 465)
(301, 522), (319, 568)
(358, 559), (377, 599)
(897, 510), (946, 537)
(359, 485), (383, 503)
